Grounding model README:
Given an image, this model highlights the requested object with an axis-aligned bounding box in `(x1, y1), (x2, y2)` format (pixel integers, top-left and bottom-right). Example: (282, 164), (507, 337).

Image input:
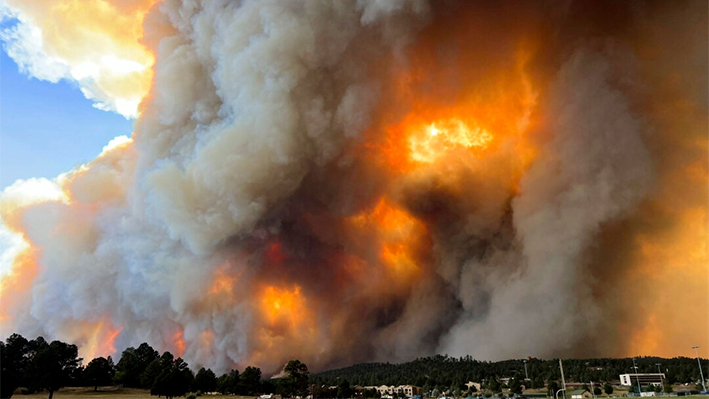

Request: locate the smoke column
(1, 0), (706, 373)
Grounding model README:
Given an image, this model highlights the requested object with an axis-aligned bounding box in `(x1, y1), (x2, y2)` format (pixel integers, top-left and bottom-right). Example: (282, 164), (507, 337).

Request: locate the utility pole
(591, 381), (596, 399)
(693, 346), (707, 392)
(632, 358), (642, 396)
(655, 364), (663, 394)
(524, 360), (529, 381)
(559, 359), (567, 399)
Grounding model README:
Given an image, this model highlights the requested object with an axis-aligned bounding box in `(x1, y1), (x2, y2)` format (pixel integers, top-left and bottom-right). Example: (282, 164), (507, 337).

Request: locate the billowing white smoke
(1, 0), (706, 375)
(2, 0), (432, 373)
(137, 0), (424, 253)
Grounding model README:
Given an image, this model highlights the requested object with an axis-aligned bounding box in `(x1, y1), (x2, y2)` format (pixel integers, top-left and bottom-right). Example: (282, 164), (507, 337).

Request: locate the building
(619, 374), (665, 387)
(465, 382), (482, 391)
(399, 386), (422, 397)
(570, 390), (593, 399)
(368, 385), (423, 397)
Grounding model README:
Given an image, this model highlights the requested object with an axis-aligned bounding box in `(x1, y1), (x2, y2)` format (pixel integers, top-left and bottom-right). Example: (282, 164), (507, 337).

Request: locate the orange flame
(261, 285), (309, 328)
(347, 198), (429, 277)
(172, 329), (186, 357)
(54, 320), (123, 361)
(408, 119), (493, 163)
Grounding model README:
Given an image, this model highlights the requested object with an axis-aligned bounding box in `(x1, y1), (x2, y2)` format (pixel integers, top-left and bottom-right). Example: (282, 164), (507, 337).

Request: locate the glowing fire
(408, 119), (493, 163)
(172, 329), (186, 357)
(261, 285), (309, 328)
(347, 198), (429, 276)
(74, 321), (122, 360)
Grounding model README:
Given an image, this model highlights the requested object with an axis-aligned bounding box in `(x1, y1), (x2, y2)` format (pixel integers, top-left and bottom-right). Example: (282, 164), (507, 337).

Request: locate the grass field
(15, 387), (253, 399)
(15, 388), (708, 399)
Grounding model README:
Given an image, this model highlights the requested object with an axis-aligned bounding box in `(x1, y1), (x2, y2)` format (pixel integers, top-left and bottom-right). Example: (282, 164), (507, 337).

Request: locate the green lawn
(15, 387), (708, 399)
(15, 387), (255, 399)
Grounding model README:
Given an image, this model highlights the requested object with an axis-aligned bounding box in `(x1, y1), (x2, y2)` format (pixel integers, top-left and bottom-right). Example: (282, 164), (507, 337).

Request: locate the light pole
(559, 359), (567, 399)
(524, 360), (529, 381)
(693, 346), (707, 392)
(655, 364), (663, 394)
(632, 359), (642, 396)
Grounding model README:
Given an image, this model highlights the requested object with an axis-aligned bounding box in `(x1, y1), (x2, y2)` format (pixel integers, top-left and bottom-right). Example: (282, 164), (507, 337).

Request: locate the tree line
(0, 333), (310, 399)
(310, 354), (708, 394)
(3, 334), (706, 399)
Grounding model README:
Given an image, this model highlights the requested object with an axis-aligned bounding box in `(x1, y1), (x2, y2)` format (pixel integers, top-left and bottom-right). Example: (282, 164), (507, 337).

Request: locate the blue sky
(0, 46), (134, 189)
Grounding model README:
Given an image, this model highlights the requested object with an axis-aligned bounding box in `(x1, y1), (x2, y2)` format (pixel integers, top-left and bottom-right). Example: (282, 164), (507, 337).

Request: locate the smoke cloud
(1, 0), (706, 374)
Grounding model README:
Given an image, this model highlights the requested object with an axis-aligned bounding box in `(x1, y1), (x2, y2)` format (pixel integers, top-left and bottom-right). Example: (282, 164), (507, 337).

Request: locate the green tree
(217, 369), (240, 394)
(548, 381), (560, 398)
(488, 377), (501, 393)
(141, 352), (174, 389)
(84, 356), (115, 391)
(283, 360), (310, 398)
(1, 333), (31, 398)
(192, 367), (218, 393)
(239, 366), (263, 395)
(151, 357), (194, 399)
(593, 387), (602, 396)
(509, 377), (523, 395)
(603, 383), (613, 396)
(28, 339), (82, 399)
(338, 379), (354, 398)
(114, 343), (159, 388)
(532, 375), (545, 390)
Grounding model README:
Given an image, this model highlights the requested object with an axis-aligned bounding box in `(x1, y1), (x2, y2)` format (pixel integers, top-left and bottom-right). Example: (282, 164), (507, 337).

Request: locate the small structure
(570, 389), (593, 399)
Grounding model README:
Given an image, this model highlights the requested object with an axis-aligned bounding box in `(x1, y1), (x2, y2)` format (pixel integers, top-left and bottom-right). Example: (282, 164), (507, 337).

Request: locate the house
(371, 385), (422, 397)
(399, 385), (423, 397)
(466, 382), (482, 391)
(570, 390), (593, 399)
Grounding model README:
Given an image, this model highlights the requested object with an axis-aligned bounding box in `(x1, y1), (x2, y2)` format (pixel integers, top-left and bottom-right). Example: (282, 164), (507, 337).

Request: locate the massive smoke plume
(1, 0), (707, 374)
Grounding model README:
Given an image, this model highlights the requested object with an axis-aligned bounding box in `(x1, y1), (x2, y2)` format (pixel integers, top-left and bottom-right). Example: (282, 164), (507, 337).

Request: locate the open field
(13, 388), (709, 399)
(14, 388), (252, 399)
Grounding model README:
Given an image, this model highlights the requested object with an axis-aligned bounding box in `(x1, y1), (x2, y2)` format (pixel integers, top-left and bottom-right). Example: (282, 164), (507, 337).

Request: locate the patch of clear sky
(0, 19), (134, 189)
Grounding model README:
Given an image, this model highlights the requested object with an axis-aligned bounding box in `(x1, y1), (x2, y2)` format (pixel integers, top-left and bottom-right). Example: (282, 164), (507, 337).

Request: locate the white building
(620, 374), (665, 387)
(368, 385), (422, 397)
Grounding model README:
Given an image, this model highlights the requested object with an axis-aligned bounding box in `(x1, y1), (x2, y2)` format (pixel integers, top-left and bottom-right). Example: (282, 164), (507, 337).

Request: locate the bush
(186, 394), (197, 399)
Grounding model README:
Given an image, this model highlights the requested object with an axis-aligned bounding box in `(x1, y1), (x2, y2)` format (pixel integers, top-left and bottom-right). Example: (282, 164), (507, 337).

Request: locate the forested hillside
(311, 355), (706, 390)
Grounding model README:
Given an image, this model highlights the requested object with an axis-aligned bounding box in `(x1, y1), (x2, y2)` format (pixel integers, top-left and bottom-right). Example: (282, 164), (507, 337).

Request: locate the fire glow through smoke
(0, 0), (707, 374)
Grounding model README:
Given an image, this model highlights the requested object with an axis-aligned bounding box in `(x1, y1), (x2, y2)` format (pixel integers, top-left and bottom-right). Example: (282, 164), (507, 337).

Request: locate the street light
(692, 346), (707, 392)
(632, 359), (642, 396)
(655, 364), (663, 394)
(524, 360), (529, 381)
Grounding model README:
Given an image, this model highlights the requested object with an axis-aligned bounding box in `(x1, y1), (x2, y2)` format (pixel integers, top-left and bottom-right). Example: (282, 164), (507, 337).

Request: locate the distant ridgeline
(310, 355), (706, 389)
